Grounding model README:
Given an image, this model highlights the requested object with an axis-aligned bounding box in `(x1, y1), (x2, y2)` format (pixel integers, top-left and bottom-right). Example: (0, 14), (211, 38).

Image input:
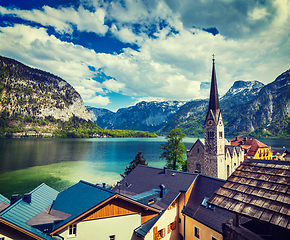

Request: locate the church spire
(208, 54), (220, 112)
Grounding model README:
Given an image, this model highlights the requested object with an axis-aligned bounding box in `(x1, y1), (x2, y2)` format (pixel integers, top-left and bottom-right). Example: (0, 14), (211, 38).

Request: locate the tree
(159, 128), (186, 171)
(120, 151), (148, 178)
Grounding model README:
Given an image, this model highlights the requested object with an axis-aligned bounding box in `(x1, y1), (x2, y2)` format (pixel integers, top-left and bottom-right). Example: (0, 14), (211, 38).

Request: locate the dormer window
(201, 197), (215, 210)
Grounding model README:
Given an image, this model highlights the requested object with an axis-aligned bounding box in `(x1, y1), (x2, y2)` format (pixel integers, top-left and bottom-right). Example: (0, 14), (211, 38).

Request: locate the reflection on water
(0, 136), (289, 197)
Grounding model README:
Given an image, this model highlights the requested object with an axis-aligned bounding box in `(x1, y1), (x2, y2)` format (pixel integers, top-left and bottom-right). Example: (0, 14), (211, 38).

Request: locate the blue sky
(0, 0), (289, 111)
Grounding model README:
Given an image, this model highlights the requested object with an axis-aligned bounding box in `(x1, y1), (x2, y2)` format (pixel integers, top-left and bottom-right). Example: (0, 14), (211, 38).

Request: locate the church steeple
(206, 55), (221, 124)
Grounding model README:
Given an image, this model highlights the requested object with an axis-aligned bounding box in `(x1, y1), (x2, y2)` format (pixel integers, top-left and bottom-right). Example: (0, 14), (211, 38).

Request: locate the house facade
(187, 58), (244, 180)
(230, 137), (273, 160)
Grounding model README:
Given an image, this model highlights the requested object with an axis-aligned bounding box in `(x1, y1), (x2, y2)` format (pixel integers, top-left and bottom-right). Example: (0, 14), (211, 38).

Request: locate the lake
(0, 136), (289, 197)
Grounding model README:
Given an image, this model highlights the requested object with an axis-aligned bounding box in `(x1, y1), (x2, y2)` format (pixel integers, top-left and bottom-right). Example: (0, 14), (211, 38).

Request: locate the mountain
(0, 55), (90, 121)
(88, 69), (290, 138)
(220, 80), (264, 107)
(88, 101), (187, 131)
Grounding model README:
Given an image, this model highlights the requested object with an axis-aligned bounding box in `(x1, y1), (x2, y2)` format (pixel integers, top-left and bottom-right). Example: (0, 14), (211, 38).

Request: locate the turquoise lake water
(0, 137), (289, 197)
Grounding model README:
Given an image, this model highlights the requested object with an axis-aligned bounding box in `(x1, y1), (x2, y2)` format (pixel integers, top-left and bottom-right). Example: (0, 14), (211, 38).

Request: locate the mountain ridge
(88, 71), (290, 138)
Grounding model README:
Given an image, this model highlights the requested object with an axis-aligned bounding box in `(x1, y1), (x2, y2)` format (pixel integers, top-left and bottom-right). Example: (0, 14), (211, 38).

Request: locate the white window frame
(68, 224), (77, 238)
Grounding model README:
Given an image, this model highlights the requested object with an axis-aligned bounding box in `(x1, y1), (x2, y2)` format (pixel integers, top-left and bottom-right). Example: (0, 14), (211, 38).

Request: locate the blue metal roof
(0, 183), (59, 240)
(52, 180), (116, 232)
(134, 211), (163, 237)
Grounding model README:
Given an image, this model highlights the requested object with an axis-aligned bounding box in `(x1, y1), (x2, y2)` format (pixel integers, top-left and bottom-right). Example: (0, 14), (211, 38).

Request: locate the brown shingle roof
(207, 160), (290, 230)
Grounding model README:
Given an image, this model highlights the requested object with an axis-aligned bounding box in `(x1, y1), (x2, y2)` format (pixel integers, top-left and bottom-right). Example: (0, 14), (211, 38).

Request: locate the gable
(82, 196), (158, 224)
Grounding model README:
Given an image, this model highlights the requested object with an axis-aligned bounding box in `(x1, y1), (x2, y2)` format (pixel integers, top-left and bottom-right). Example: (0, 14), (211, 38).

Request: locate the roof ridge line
(79, 180), (116, 194)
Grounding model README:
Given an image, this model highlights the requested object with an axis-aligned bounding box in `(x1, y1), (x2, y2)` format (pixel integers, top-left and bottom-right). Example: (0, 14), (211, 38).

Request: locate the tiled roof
(0, 194), (9, 212)
(112, 165), (198, 211)
(182, 175), (232, 234)
(272, 148), (287, 156)
(208, 160), (290, 230)
(0, 183), (59, 240)
(230, 138), (270, 157)
(52, 180), (116, 231)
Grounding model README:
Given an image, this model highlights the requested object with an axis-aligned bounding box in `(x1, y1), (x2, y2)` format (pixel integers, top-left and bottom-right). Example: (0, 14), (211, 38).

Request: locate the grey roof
(182, 174), (232, 234)
(272, 148), (287, 156)
(112, 165), (198, 211)
(0, 183), (59, 240)
(188, 138), (205, 152)
(225, 145), (242, 157)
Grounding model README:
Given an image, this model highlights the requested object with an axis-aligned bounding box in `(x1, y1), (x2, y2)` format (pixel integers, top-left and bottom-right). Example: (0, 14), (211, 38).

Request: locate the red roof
(230, 137), (269, 157)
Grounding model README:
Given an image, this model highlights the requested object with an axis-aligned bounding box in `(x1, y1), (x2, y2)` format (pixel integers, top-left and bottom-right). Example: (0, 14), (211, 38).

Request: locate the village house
(208, 159), (290, 240)
(187, 57), (244, 180)
(113, 165), (198, 240)
(182, 174), (232, 240)
(0, 183), (60, 240)
(230, 137), (273, 160)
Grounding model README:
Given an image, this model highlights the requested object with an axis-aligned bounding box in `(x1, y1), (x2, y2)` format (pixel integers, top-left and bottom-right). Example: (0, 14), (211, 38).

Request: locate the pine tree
(121, 151), (148, 178)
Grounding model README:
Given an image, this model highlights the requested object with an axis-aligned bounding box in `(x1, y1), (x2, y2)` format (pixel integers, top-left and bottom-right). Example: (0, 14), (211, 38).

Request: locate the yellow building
(182, 174), (232, 240)
(230, 137), (272, 160)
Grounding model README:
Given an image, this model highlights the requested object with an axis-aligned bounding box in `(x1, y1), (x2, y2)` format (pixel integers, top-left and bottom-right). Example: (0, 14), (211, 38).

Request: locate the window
(208, 131), (214, 139)
(201, 197), (215, 210)
(158, 228), (165, 238)
(68, 224), (77, 237)
(196, 163), (201, 173)
(219, 131), (223, 139)
(227, 165), (230, 178)
(109, 235), (115, 240)
(148, 198), (155, 204)
(212, 237), (218, 240)
(194, 226), (200, 239)
(168, 221), (176, 233)
(202, 197), (208, 207)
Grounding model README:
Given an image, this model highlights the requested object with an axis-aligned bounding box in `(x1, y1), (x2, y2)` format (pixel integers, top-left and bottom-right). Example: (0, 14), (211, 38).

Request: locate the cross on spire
(212, 54), (215, 62)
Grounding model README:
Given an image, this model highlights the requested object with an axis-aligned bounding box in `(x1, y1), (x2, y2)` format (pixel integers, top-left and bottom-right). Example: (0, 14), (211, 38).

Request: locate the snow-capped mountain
(221, 80), (264, 103)
(88, 101), (187, 131)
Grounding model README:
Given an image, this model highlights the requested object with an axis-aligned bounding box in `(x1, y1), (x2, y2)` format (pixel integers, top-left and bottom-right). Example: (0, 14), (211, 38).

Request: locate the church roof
(205, 58), (221, 124)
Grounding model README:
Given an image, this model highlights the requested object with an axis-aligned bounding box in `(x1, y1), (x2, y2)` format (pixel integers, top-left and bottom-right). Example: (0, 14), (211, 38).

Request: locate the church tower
(204, 56), (225, 179)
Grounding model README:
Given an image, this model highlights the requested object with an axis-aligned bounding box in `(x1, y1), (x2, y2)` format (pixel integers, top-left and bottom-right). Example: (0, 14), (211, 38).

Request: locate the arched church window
(208, 131), (214, 139)
(219, 131), (223, 139)
(227, 165), (230, 178)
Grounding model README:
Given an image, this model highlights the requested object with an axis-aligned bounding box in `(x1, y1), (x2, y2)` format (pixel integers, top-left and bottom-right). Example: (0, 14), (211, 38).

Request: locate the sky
(0, 0), (289, 111)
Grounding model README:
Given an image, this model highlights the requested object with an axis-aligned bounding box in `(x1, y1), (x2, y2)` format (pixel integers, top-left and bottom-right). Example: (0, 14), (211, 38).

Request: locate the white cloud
(0, 0), (290, 111)
(0, 5), (108, 35)
(84, 95), (111, 106)
(249, 7), (270, 20)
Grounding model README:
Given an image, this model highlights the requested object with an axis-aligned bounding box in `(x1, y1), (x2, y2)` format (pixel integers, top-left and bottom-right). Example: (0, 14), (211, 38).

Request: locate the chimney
(243, 137), (247, 142)
(235, 136), (238, 141)
(102, 183), (106, 188)
(163, 167), (168, 174)
(11, 194), (19, 205)
(23, 193), (31, 204)
(160, 184), (166, 198)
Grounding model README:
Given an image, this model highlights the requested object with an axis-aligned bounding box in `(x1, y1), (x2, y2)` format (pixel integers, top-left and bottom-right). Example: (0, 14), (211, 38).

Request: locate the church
(187, 57), (244, 180)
